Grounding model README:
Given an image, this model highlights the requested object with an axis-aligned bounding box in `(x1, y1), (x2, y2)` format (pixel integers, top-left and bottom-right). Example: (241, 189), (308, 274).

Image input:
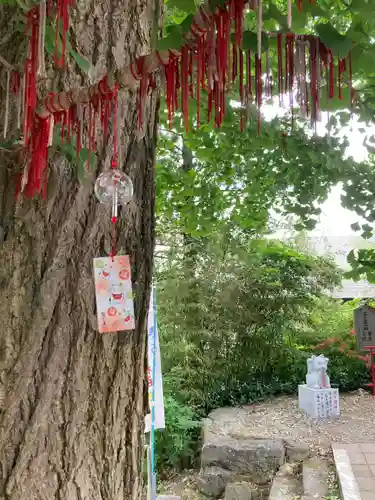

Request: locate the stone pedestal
(298, 384), (340, 419)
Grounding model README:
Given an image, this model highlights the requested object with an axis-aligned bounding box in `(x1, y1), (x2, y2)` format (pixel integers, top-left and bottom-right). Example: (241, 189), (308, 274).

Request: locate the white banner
(145, 288), (165, 433)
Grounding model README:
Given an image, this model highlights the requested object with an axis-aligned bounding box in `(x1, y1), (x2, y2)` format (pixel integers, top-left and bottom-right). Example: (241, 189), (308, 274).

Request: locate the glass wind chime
(92, 85), (135, 335)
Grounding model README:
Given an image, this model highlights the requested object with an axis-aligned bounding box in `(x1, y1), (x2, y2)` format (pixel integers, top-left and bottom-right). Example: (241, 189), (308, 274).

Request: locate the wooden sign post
(354, 304), (375, 396)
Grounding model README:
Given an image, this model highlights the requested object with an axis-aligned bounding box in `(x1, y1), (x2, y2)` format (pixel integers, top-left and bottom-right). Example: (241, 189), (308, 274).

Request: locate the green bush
(155, 395), (201, 474)
(155, 236), (371, 471)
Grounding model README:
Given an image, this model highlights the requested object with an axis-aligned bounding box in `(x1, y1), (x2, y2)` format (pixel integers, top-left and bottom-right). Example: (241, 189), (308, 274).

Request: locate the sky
(262, 100), (372, 238)
(314, 116), (370, 237)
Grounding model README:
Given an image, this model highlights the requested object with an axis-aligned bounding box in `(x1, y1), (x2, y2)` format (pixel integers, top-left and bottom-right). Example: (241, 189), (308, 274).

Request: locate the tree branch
(0, 55), (14, 71)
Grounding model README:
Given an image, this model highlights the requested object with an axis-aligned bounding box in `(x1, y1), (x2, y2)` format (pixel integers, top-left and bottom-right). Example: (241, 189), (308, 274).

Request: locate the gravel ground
(213, 389), (375, 456)
(158, 390), (375, 498)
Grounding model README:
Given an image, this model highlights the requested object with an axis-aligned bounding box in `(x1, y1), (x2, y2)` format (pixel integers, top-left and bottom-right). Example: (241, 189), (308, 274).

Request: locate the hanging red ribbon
(181, 45), (190, 133)
(24, 7), (39, 147)
(24, 116), (51, 198)
(233, 0), (245, 49)
(338, 57), (346, 101)
(255, 53), (262, 135)
(54, 0), (72, 67)
(10, 71), (21, 95)
(130, 56), (149, 130)
(349, 49), (354, 109)
(246, 49), (252, 101)
(277, 33), (283, 101)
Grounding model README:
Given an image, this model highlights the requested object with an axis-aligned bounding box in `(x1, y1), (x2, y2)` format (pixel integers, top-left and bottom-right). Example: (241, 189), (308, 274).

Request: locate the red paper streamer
(196, 37), (203, 128)
(10, 71), (21, 95)
(24, 116), (51, 198)
(277, 33), (283, 99)
(329, 50), (334, 99)
(233, 0), (245, 49)
(55, 0), (71, 67)
(181, 45), (189, 133)
(239, 49), (244, 132)
(338, 57), (346, 101)
(255, 53), (262, 136)
(232, 44), (238, 83)
(349, 49), (354, 108)
(24, 7), (39, 147)
(246, 49), (252, 101)
(130, 57), (148, 130)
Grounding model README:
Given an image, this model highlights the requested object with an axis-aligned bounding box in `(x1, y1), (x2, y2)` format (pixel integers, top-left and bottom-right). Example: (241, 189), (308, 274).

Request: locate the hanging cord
(110, 83), (119, 261)
(3, 70), (10, 138)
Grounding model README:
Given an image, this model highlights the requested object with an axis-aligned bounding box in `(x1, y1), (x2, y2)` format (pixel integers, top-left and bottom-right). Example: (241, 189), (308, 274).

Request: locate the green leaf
(158, 25), (184, 50)
(70, 49), (91, 74)
(351, 222), (361, 232)
(362, 231), (373, 240)
(166, 0), (196, 13)
(315, 23), (353, 56)
(240, 31), (269, 52)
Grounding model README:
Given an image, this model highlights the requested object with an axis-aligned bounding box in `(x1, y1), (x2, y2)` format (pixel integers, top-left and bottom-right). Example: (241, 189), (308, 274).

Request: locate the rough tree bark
(0, 0), (159, 499)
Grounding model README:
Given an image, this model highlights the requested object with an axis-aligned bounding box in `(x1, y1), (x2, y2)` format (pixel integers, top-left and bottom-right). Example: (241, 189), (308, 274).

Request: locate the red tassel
(55, 0), (71, 67)
(10, 71), (21, 95)
(216, 7), (230, 95)
(329, 50), (334, 99)
(24, 116), (51, 198)
(160, 51), (177, 129)
(246, 50), (252, 101)
(24, 7), (39, 147)
(196, 37), (203, 128)
(175, 56), (180, 111)
(189, 47), (193, 98)
(298, 0), (303, 11)
(232, 44), (238, 83)
(265, 50), (270, 97)
(233, 0), (245, 49)
(303, 43), (309, 117)
(255, 53), (262, 135)
(215, 8), (223, 80)
(287, 34), (295, 107)
(130, 57), (148, 130)
(338, 57), (346, 101)
(181, 45), (189, 133)
(208, 87), (213, 123)
(277, 33), (283, 101)
(98, 76), (111, 139)
(349, 49), (353, 108)
(239, 49), (244, 131)
(310, 39), (318, 126)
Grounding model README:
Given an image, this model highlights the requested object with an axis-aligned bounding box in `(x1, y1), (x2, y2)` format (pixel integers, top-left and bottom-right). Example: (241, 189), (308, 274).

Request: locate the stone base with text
(298, 384), (340, 419)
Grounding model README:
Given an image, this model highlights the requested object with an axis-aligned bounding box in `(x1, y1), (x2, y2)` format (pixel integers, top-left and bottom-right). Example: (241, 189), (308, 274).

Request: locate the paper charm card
(93, 255), (135, 333)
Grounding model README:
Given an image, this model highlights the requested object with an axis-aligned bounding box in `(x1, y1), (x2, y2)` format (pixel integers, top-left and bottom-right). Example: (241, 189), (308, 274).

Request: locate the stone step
(268, 475), (301, 500)
(157, 496), (181, 500)
(302, 458), (329, 498)
(224, 482), (253, 499)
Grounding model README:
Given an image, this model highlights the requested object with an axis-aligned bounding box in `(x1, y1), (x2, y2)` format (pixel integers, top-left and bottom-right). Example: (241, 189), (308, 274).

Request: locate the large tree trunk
(0, 1), (159, 499)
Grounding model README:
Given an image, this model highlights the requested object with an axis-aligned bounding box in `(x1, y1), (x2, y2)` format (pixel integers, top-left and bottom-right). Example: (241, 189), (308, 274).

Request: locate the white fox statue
(306, 354), (331, 389)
